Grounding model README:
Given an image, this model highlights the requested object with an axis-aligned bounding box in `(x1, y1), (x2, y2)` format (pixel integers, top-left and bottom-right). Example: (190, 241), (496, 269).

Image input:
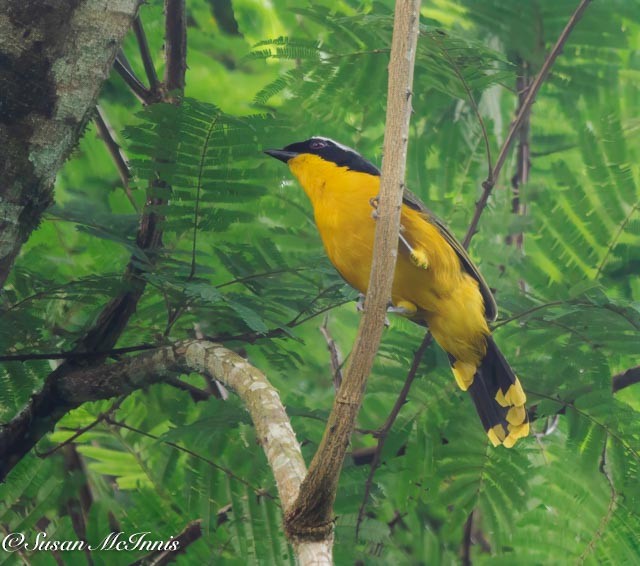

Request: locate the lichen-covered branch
(284, 0), (421, 542)
(0, 0), (142, 287)
(180, 342), (307, 509)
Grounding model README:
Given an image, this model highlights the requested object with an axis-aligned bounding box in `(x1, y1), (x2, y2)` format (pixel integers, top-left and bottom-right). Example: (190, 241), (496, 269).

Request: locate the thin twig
(132, 15), (160, 94)
(433, 37), (493, 177)
(166, 376), (217, 401)
(35, 399), (124, 458)
(93, 105), (139, 213)
(113, 50), (153, 105)
(215, 267), (310, 289)
(107, 417), (277, 501)
(164, 0), (187, 93)
(491, 300), (565, 330)
(189, 116), (219, 280)
(461, 511), (474, 566)
(0, 343), (156, 362)
(0, 297), (352, 363)
(506, 59), (532, 253)
(129, 519), (203, 566)
(578, 437), (617, 564)
(355, 333), (432, 536)
(595, 200), (640, 279)
(319, 315), (344, 391)
(462, 0), (593, 248)
(206, 298), (353, 344)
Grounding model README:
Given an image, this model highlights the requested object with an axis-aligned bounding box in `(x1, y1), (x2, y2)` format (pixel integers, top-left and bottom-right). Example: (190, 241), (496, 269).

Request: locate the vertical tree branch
(462, 0), (593, 248)
(93, 105), (138, 212)
(284, 0), (421, 541)
(461, 511), (474, 566)
(506, 61), (532, 252)
(164, 0), (187, 93)
(132, 16), (160, 95)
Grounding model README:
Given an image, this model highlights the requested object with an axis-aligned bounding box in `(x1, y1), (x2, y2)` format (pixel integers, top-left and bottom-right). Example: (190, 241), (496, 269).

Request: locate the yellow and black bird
(265, 137), (529, 447)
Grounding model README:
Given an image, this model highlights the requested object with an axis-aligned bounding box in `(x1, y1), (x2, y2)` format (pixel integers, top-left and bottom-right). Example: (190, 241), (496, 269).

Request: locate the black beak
(264, 149), (299, 163)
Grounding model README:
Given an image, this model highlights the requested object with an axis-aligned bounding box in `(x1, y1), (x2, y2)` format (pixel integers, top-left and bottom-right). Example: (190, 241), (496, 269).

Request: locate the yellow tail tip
(487, 419), (530, 448)
(494, 378), (527, 408)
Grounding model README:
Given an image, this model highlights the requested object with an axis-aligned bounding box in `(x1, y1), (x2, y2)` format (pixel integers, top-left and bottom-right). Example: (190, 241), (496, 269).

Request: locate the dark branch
(164, 0), (187, 93)
(612, 366), (640, 393)
(462, 0), (593, 248)
(461, 511), (474, 566)
(129, 520), (202, 566)
(93, 105), (138, 212)
(320, 315), (344, 391)
(132, 16), (160, 94)
(505, 59), (532, 252)
(51, 7), (188, 368)
(113, 51), (154, 105)
(62, 445), (93, 558)
(0, 345), (182, 481)
(166, 376), (218, 401)
(0, 343), (156, 363)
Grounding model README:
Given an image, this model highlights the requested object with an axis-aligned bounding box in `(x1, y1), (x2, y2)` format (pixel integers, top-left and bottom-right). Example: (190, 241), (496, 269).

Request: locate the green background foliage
(2, 0), (640, 563)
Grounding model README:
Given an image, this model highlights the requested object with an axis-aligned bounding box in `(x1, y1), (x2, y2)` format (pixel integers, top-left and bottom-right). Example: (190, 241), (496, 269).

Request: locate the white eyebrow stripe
(312, 136), (359, 155)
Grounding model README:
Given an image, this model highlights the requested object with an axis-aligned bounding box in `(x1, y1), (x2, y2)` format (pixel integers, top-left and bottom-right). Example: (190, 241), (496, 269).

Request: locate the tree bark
(284, 0), (421, 542)
(0, 0), (142, 287)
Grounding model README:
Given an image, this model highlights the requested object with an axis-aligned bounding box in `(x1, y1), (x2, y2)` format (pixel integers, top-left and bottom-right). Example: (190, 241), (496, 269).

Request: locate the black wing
(402, 189), (498, 322)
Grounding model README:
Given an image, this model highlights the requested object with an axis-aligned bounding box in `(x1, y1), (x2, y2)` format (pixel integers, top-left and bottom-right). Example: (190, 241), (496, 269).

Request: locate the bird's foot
(369, 197), (380, 220)
(357, 293), (391, 326)
(356, 293), (365, 312)
(387, 300), (418, 318)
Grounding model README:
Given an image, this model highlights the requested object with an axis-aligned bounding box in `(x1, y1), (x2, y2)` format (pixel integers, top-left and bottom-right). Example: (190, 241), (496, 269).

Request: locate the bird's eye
(309, 140), (328, 150)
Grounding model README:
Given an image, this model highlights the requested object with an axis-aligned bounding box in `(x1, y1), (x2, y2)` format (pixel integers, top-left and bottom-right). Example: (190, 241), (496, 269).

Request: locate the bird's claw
(356, 293), (390, 327)
(369, 197), (380, 220)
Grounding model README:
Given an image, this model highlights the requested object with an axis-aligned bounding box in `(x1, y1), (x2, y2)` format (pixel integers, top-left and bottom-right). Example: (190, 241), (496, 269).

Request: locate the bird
(265, 137), (529, 447)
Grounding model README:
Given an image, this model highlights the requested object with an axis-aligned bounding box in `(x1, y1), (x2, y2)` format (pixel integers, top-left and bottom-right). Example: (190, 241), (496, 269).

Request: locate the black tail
(451, 337), (529, 447)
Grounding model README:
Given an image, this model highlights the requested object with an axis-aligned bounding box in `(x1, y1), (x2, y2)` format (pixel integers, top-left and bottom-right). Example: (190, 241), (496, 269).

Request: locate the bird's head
(264, 137), (380, 177)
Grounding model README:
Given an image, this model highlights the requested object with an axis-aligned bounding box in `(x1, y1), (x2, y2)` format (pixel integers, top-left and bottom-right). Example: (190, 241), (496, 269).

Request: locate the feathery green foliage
(1, 0), (639, 563)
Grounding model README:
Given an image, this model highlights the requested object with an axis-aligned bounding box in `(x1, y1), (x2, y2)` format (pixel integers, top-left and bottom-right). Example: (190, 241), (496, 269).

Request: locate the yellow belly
(290, 154), (490, 365)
